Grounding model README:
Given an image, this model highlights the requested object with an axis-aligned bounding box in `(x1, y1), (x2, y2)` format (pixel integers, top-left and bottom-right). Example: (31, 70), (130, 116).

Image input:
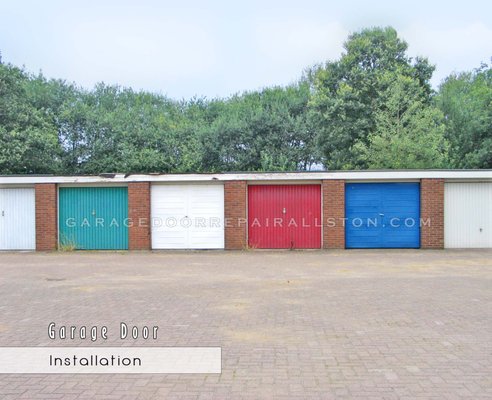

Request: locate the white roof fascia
(0, 170), (491, 184)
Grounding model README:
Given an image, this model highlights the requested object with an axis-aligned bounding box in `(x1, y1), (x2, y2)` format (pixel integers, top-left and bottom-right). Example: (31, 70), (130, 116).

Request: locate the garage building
(0, 170), (490, 251)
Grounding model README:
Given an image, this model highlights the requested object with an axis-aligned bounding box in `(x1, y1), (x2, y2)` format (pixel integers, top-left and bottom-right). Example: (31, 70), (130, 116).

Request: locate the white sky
(1, 0), (491, 99)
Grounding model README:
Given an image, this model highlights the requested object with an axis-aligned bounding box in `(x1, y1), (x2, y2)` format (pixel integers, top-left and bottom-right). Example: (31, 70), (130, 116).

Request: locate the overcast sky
(1, 0), (491, 99)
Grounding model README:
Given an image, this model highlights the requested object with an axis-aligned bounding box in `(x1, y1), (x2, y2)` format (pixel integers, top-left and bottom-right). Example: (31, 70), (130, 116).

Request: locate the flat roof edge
(1, 170), (492, 184)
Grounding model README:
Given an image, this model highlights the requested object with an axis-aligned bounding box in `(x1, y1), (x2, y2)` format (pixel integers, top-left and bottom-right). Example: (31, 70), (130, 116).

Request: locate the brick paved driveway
(0, 250), (491, 399)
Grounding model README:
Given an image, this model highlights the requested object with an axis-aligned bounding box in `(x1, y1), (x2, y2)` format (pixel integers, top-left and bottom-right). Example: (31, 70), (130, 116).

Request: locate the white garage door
(445, 182), (492, 248)
(151, 184), (224, 249)
(0, 188), (36, 250)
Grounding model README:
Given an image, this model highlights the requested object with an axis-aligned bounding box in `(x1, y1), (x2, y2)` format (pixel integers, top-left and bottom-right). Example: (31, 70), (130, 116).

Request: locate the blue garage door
(345, 183), (420, 248)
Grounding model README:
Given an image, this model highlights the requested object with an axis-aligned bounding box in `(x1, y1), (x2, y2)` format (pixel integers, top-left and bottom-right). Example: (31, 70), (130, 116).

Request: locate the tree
(354, 73), (448, 168)
(0, 64), (61, 174)
(437, 63), (492, 168)
(1, 32), (490, 175)
(309, 26), (435, 169)
(54, 83), (202, 174)
(198, 82), (318, 172)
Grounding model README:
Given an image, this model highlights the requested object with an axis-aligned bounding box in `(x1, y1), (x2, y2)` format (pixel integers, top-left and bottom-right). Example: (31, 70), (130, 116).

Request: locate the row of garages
(0, 171), (491, 250)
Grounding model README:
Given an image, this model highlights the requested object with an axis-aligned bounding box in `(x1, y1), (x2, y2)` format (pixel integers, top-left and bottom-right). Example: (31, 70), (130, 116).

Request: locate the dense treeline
(0, 27), (491, 174)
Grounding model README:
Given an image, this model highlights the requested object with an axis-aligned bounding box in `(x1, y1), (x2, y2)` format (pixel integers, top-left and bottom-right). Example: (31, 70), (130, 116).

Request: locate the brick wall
(224, 181), (247, 250)
(128, 182), (151, 250)
(35, 183), (58, 251)
(421, 178), (444, 249)
(322, 180), (345, 249)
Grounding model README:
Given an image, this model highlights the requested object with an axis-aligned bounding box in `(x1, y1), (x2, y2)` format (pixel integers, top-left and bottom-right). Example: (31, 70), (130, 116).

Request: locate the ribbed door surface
(345, 183), (420, 248)
(248, 185), (321, 249)
(58, 187), (128, 250)
(151, 184), (224, 249)
(0, 188), (36, 250)
(445, 183), (492, 248)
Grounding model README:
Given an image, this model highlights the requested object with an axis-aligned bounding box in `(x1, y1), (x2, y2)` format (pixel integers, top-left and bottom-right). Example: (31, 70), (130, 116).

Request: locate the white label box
(0, 347), (221, 374)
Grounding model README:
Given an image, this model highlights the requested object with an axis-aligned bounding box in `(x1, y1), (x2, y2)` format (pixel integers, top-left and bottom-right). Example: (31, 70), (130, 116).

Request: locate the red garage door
(248, 185), (321, 249)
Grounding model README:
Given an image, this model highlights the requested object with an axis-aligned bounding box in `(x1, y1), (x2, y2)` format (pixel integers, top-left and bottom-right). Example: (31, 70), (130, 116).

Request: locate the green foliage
(437, 64), (492, 168)
(0, 64), (61, 173)
(58, 233), (77, 251)
(0, 27), (490, 174)
(354, 73), (448, 168)
(309, 26), (437, 169)
(197, 82), (318, 172)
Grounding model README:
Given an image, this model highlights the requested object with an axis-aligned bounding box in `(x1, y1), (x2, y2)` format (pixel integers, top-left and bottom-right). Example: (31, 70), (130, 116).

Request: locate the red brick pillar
(128, 182), (151, 250)
(322, 180), (345, 249)
(224, 181), (247, 250)
(421, 179), (444, 249)
(35, 183), (58, 251)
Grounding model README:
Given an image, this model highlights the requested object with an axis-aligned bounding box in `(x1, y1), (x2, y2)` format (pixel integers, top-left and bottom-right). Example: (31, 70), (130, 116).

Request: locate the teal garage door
(58, 187), (128, 250)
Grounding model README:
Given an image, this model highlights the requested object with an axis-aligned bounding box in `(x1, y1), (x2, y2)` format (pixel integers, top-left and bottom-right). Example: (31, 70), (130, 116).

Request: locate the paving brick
(0, 250), (491, 398)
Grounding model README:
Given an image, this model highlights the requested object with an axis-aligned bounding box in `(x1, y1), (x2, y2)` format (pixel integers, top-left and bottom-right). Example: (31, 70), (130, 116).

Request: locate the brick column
(224, 181), (247, 250)
(322, 180), (345, 249)
(128, 182), (151, 250)
(35, 183), (58, 251)
(421, 178), (444, 249)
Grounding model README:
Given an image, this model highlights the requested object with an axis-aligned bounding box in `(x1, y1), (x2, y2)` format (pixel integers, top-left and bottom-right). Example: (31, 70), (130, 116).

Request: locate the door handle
(1, 210), (4, 217)
(282, 208), (286, 214)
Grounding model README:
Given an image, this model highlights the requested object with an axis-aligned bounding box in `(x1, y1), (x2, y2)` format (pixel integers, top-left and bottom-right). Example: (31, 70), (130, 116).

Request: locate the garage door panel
(58, 187), (128, 250)
(153, 232), (188, 249)
(154, 203), (186, 211)
(0, 188), (36, 250)
(385, 192), (419, 201)
(151, 184), (224, 249)
(385, 230), (419, 243)
(189, 232), (224, 249)
(383, 207), (419, 215)
(248, 185), (321, 249)
(385, 200), (418, 209)
(346, 211), (379, 219)
(346, 183), (420, 249)
(445, 183), (492, 248)
(346, 230), (380, 240)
